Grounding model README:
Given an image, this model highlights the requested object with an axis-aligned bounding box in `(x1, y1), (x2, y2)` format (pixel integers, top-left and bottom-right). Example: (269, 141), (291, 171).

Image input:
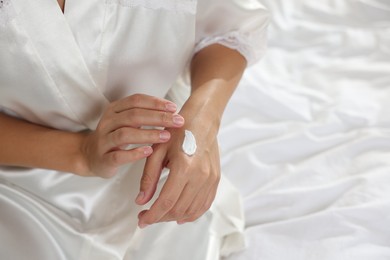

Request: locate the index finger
(113, 94), (177, 113)
(138, 166), (188, 227)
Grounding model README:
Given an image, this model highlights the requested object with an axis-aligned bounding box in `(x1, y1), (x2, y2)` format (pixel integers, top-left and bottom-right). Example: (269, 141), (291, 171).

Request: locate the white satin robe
(0, 0), (269, 259)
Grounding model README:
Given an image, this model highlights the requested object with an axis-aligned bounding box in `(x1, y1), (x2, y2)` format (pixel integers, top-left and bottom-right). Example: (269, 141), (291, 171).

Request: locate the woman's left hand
(135, 44), (247, 228)
(135, 112), (221, 227)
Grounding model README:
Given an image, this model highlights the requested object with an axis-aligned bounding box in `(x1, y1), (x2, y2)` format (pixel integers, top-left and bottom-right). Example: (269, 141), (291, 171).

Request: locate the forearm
(180, 44), (247, 140)
(0, 112), (87, 174)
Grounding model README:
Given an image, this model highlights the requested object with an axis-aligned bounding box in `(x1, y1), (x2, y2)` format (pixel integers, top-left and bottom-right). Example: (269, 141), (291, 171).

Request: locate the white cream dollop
(182, 130), (197, 156)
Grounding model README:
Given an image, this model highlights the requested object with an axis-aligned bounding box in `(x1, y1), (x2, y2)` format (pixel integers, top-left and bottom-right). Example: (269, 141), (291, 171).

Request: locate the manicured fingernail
(159, 131), (170, 141)
(143, 146), (153, 155)
(139, 223), (149, 229)
(135, 191), (144, 203)
(166, 103), (177, 112)
(173, 115), (184, 125)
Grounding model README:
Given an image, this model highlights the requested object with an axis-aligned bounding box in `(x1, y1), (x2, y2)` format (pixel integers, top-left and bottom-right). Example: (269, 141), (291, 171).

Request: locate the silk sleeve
(195, 0), (270, 66)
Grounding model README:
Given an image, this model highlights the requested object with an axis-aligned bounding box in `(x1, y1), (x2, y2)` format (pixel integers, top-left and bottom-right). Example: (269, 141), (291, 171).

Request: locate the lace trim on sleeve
(194, 30), (267, 66)
(0, 0), (16, 27)
(106, 0), (197, 14)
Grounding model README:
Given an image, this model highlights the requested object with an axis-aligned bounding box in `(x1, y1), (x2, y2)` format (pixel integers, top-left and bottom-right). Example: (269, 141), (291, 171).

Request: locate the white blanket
(220, 1), (390, 259)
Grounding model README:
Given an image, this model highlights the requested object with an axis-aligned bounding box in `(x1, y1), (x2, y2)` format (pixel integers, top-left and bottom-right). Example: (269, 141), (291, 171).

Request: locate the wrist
(180, 91), (222, 128)
(71, 131), (93, 177)
(177, 105), (220, 151)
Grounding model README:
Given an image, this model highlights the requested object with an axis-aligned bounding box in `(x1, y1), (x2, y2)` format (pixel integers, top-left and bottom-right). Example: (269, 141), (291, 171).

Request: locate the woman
(0, 0), (269, 259)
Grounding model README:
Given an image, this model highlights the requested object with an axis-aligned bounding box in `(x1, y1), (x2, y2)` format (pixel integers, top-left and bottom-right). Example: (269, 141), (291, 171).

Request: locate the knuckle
(127, 152), (141, 163)
(160, 111), (169, 123)
(154, 98), (163, 110)
(197, 172), (210, 183)
(176, 164), (191, 178)
(128, 109), (142, 127)
(186, 207), (198, 217)
(169, 208), (185, 219)
(167, 211), (177, 219)
(114, 128), (127, 144)
(128, 108), (139, 119)
(130, 94), (142, 106)
(201, 163), (211, 175)
(97, 120), (109, 131)
(208, 172), (219, 184)
(160, 198), (175, 211)
(109, 152), (122, 166)
(140, 173), (153, 189)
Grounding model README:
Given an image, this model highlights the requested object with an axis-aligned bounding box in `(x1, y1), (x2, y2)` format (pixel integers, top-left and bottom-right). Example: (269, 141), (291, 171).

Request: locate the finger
(135, 144), (167, 205)
(113, 94), (177, 114)
(158, 182), (202, 223)
(104, 109), (185, 132)
(177, 154), (220, 223)
(100, 146), (153, 178)
(157, 165), (213, 222)
(161, 170), (215, 223)
(107, 127), (172, 151)
(137, 166), (188, 226)
(178, 184), (217, 224)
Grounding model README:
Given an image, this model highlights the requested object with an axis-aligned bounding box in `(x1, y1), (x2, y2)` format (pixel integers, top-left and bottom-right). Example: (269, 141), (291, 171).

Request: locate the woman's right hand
(80, 94), (185, 178)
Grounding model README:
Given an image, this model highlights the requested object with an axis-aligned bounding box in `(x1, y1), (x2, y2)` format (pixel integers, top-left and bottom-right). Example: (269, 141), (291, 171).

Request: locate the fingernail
(143, 146), (153, 155)
(177, 221), (186, 225)
(159, 131), (170, 141)
(165, 103), (177, 112)
(135, 191), (144, 203)
(173, 115), (184, 125)
(139, 223), (149, 229)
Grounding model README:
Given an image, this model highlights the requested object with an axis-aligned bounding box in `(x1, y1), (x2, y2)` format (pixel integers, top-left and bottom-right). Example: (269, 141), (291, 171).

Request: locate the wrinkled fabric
(0, 0), (269, 259)
(219, 1), (390, 259)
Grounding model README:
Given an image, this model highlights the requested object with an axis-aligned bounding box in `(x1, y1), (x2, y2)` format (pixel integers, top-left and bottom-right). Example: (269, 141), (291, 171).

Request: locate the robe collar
(12, 0), (109, 130)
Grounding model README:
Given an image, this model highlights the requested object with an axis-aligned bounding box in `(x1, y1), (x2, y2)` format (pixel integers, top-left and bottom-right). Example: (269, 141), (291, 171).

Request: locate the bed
(218, 0), (390, 259)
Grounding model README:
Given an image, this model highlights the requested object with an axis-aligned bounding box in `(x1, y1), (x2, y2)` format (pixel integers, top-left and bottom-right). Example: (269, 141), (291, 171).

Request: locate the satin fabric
(219, 1), (390, 259)
(0, 0), (268, 259)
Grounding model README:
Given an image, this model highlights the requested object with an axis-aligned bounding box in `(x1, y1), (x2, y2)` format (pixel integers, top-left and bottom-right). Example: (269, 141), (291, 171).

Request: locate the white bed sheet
(219, 1), (390, 259)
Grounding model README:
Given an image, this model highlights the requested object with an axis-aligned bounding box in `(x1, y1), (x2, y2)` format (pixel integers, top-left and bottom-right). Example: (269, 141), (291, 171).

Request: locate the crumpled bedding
(219, 1), (390, 259)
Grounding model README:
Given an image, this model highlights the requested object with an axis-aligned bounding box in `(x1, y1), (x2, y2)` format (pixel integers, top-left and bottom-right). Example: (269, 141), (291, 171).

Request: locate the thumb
(136, 144), (167, 205)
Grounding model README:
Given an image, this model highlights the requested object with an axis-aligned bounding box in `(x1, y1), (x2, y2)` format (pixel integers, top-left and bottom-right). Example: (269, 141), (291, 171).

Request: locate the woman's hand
(135, 44), (246, 227)
(135, 106), (221, 227)
(79, 94), (185, 178)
